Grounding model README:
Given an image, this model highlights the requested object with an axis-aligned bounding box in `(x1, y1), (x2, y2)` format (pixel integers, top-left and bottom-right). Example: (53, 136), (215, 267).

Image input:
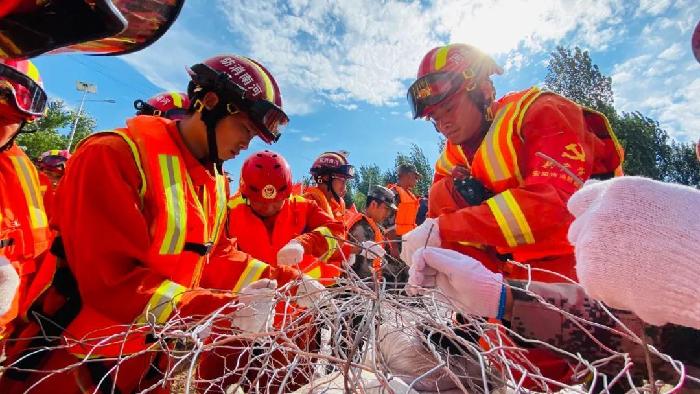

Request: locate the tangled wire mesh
(1, 239), (698, 393)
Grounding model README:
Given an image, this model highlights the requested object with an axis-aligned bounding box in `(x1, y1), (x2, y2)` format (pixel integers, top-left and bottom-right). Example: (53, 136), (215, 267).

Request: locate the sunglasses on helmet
(0, 64), (47, 117)
(188, 63), (289, 144)
(407, 70), (475, 119)
(133, 99), (189, 121)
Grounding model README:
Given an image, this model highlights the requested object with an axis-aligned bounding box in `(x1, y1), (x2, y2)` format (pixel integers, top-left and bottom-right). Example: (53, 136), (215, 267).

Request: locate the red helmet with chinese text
(407, 44), (502, 119)
(37, 149), (71, 177)
(310, 151), (355, 180)
(134, 91), (190, 120)
(0, 58), (46, 120)
(0, 0), (185, 59)
(240, 150), (292, 203)
(187, 54), (287, 144)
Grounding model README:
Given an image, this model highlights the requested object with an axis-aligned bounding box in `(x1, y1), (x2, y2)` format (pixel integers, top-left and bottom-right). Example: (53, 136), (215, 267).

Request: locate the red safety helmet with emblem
(310, 151), (355, 180)
(407, 44), (503, 119)
(187, 55), (287, 144)
(0, 58), (46, 120)
(240, 150), (292, 203)
(37, 149), (71, 177)
(134, 91), (190, 120)
(0, 0), (185, 59)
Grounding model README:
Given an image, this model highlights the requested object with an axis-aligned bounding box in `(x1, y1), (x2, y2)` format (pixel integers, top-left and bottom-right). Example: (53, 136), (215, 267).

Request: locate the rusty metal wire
(1, 241), (697, 393)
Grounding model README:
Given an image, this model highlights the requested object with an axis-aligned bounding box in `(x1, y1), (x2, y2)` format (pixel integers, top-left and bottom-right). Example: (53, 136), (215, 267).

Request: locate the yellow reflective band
(436, 152), (453, 176)
(508, 88), (541, 183)
(290, 195), (306, 203)
(248, 60), (275, 103)
(501, 190), (534, 244)
(137, 280), (187, 325)
(158, 154), (187, 255)
(211, 173), (227, 244)
(485, 103), (513, 182)
(306, 266), (322, 280)
(434, 45), (450, 71)
(232, 258), (268, 293)
(228, 195), (246, 210)
(10, 155), (47, 229)
(314, 226), (337, 262)
(486, 191), (535, 248)
(110, 130), (147, 199)
(171, 91), (183, 108)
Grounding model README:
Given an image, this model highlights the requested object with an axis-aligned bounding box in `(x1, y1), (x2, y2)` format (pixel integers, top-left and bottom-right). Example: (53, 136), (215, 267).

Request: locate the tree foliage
(545, 46), (698, 187)
(16, 100), (97, 159)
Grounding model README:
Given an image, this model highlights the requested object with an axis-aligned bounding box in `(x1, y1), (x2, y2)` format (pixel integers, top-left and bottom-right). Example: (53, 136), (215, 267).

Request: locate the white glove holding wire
(294, 275), (328, 309)
(0, 256), (19, 317)
(400, 218), (441, 267)
(408, 247), (505, 318)
(277, 239), (305, 266)
(231, 279), (277, 333)
(360, 240), (386, 259)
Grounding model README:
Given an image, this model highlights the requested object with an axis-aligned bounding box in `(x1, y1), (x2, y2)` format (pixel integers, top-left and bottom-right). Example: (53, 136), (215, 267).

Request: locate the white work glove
(568, 176), (700, 329)
(360, 240), (386, 259)
(231, 279), (277, 333)
(0, 256), (19, 317)
(400, 218), (441, 266)
(277, 239), (305, 266)
(408, 247), (504, 318)
(294, 275), (328, 309)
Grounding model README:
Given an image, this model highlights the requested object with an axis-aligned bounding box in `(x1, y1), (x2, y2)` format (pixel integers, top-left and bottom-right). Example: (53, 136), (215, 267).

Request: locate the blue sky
(32, 0), (700, 184)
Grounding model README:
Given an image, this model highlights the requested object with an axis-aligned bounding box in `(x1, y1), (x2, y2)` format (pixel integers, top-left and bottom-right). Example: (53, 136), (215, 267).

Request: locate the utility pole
(66, 81), (96, 151)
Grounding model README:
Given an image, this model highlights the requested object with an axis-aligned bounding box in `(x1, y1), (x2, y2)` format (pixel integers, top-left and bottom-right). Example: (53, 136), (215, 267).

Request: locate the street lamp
(66, 82), (115, 150)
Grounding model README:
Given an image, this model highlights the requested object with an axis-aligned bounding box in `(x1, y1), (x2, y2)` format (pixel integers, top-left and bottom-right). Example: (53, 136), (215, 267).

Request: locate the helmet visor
(247, 99), (288, 144)
(0, 64), (47, 116)
(39, 155), (68, 170)
(407, 71), (464, 119)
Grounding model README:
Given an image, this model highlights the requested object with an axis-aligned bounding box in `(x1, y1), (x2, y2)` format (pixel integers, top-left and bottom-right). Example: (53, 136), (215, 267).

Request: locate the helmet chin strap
(0, 121), (26, 152)
(195, 99), (228, 173)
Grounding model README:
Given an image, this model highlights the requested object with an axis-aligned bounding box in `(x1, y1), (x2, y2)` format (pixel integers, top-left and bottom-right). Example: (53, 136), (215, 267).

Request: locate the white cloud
(300, 135), (320, 143)
(392, 136), (417, 146)
(216, 0), (629, 114)
(658, 43), (683, 60)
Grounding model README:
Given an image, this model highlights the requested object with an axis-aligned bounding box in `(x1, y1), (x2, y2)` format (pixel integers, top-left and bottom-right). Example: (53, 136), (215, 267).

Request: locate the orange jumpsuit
(428, 87), (623, 388)
(302, 186), (352, 274)
(0, 117), (298, 393)
(0, 144), (52, 337)
(429, 87), (623, 283)
(226, 194), (344, 282)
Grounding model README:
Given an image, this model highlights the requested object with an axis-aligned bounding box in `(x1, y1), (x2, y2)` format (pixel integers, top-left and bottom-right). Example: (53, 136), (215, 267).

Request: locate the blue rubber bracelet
(496, 283), (507, 320)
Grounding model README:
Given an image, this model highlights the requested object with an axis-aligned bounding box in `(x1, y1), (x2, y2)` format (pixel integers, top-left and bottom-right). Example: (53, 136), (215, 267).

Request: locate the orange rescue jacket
(387, 184), (419, 236)
(430, 87), (623, 281)
(0, 144), (51, 335)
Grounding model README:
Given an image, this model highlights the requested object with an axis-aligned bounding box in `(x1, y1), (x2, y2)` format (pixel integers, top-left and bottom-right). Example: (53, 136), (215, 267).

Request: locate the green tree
(544, 46), (614, 116)
(611, 112), (672, 179)
(16, 100), (97, 159)
(664, 141), (700, 187)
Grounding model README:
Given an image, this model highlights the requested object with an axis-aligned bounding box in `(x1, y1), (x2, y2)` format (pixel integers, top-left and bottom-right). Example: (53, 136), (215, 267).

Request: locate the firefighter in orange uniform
(35, 149), (70, 220)
(403, 43), (623, 284)
(227, 150), (344, 285)
(387, 163), (421, 236)
(0, 55), (301, 394)
(0, 59), (52, 339)
(402, 43), (624, 388)
(304, 151), (354, 225)
(197, 150), (340, 392)
(345, 185), (397, 283)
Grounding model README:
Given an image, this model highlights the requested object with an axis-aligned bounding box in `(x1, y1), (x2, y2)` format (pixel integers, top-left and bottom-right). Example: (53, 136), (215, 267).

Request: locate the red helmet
(240, 150), (292, 203)
(0, 0), (185, 59)
(408, 44), (502, 119)
(187, 54), (288, 144)
(134, 91), (190, 120)
(310, 151), (355, 180)
(0, 58), (46, 120)
(37, 149), (71, 177)
(693, 19), (700, 64)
